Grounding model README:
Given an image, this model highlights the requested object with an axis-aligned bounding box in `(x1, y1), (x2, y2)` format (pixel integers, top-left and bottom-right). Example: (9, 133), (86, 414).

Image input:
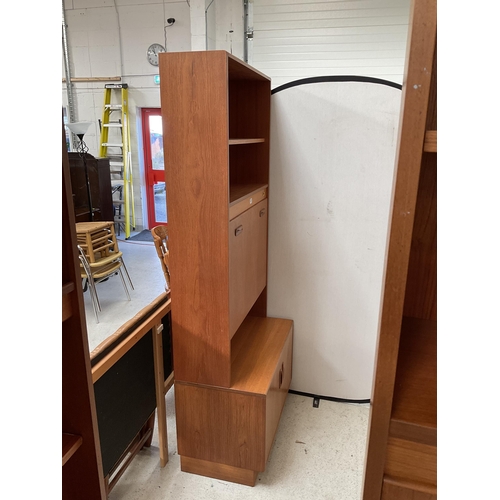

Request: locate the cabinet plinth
(160, 51), (292, 485)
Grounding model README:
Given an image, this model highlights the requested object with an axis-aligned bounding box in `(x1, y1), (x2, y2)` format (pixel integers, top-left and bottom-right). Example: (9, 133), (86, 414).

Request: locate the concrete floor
(84, 234), (166, 352)
(83, 234), (370, 499)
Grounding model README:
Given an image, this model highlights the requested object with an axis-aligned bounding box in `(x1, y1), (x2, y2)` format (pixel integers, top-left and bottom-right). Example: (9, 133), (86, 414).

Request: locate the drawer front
(264, 325), (293, 464)
(229, 199), (268, 337)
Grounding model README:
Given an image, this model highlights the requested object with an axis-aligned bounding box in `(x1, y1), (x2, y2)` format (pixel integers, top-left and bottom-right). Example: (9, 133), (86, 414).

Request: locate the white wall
(61, 0), (413, 399)
(249, 0), (411, 89)
(62, 0), (410, 228)
(62, 0), (191, 229)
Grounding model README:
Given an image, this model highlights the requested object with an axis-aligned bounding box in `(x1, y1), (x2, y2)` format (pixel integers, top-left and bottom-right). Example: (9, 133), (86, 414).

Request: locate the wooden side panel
(175, 382), (267, 471)
(265, 328), (293, 461)
(159, 51), (231, 387)
(384, 437), (437, 487)
(62, 122), (106, 500)
(362, 1), (437, 498)
(229, 199), (268, 337)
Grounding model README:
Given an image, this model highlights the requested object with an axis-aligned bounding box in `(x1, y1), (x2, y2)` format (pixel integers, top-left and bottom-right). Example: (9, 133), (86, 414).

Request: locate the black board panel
(162, 312), (173, 379)
(93, 330), (156, 476)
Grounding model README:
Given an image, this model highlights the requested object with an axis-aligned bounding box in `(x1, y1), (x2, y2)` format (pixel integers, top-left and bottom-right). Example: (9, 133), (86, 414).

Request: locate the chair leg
(87, 280), (100, 323)
(118, 268), (131, 301)
(119, 257), (134, 290)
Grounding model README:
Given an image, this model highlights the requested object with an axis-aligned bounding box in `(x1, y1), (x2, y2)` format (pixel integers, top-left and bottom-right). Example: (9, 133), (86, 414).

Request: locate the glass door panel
(142, 108), (167, 227)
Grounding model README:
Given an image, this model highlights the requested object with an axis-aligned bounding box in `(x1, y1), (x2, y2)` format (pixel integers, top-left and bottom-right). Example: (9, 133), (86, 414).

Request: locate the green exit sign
(154, 75), (160, 85)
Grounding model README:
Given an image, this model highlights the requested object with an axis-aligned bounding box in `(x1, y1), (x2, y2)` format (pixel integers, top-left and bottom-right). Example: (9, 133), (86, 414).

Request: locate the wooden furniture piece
(90, 292), (174, 494)
(76, 221), (134, 322)
(64, 118), (173, 498)
(151, 225), (170, 291)
(159, 50), (293, 486)
(69, 152), (114, 222)
(63, 122), (107, 500)
(362, 1), (437, 498)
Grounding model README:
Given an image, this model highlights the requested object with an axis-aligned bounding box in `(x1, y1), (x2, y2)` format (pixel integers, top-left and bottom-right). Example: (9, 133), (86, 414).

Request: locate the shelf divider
(229, 138), (265, 145)
(423, 130), (437, 152)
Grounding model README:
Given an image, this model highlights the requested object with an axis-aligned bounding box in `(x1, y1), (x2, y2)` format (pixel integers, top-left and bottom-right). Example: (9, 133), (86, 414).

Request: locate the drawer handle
(259, 209), (266, 217)
(235, 225), (243, 236)
(279, 362), (284, 389)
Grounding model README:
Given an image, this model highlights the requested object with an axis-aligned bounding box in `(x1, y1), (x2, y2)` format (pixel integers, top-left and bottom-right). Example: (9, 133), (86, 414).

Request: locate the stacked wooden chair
(76, 221), (134, 322)
(151, 225), (170, 292)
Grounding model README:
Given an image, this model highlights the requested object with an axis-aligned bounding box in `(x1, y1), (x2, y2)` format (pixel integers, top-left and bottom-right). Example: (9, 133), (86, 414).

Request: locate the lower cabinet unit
(175, 317), (293, 486)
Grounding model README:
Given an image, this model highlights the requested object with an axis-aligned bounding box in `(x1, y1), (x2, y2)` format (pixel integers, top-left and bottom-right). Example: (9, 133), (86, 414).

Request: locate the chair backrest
(151, 225), (170, 290)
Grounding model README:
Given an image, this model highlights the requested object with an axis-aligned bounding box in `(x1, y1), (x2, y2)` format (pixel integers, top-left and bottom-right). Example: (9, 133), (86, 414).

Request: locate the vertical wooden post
(152, 322), (168, 467)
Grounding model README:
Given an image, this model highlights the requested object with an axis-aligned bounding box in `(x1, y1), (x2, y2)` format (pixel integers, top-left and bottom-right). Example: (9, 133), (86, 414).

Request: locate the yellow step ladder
(99, 83), (135, 239)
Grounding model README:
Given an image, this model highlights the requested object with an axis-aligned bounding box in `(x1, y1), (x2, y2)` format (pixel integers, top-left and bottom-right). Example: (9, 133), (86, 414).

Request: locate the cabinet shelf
(229, 138), (265, 145)
(229, 184), (268, 220)
(62, 433), (83, 466)
(423, 130), (437, 152)
(390, 316), (437, 445)
(231, 316), (292, 394)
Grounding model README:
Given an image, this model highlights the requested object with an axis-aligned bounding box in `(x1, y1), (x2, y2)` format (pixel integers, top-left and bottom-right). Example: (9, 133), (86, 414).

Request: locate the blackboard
(93, 330), (156, 476)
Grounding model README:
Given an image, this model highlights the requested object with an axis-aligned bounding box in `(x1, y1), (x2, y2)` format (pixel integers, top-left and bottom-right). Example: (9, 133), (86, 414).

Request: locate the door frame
(141, 107), (167, 228)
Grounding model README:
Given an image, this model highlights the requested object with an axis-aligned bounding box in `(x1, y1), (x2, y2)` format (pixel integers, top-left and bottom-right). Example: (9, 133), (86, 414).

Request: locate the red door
(142, 108), (167, 228)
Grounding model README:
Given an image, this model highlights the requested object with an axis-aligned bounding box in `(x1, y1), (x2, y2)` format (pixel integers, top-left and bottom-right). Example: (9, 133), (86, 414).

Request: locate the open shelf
(230, 316), (292, 394)
(390, 316), (437, 445)
(229, 183), (268, 220)
(229, 138), (265, 145)
(62, 433), (83, 466)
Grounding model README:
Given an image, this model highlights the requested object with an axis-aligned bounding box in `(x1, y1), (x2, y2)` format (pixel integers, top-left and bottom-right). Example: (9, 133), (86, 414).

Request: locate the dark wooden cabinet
(69, 152), (114, 222)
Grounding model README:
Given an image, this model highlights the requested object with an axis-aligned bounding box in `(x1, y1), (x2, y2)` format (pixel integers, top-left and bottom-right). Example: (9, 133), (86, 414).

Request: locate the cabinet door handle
(279, 362), (284, 389)
(235, 225), (243, 236)
(259, 208), (266, 217)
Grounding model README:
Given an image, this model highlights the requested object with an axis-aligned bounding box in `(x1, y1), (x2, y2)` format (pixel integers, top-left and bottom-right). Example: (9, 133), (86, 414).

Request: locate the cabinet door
(229, 199), (268, 337)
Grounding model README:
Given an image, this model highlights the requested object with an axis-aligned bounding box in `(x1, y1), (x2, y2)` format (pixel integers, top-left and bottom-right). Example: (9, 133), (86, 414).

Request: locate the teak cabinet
(362, 0), (437, 499)
(159, 51), (293, 486)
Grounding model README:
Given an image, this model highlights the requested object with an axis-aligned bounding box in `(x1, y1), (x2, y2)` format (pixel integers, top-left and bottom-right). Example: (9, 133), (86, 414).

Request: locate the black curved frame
(271, 75), (402, 95)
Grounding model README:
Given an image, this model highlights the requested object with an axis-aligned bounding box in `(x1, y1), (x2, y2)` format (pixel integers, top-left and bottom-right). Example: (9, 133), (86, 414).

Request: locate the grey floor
(83, 232), (370, 500)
